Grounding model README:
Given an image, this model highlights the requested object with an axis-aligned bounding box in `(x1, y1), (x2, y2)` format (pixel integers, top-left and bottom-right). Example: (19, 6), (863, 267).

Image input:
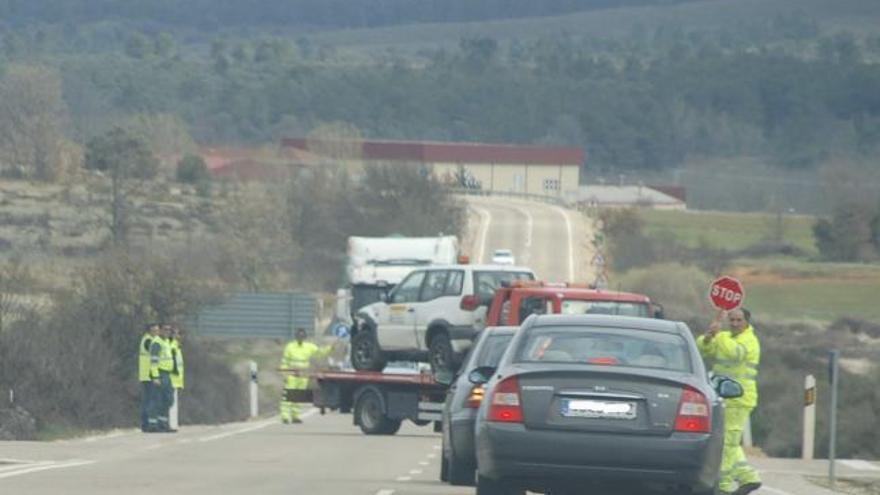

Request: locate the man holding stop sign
(698, 277), (762, 495)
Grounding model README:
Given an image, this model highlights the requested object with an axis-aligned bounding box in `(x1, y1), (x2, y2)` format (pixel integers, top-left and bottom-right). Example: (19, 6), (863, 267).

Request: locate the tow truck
(286, 281), (661, 435)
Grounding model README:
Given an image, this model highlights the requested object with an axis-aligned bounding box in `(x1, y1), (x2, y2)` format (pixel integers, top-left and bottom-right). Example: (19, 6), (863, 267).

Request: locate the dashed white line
(198, 411), (314, 443)
(432, 445), (441, 450)
(513, 205), (534, 264)
(395, 476), (412, 482)
(474, 206), (492, 263)
(83, 431), (127, 443)
(409, 469), (422, 475)
(0, 460), (95, 480)
(374, 490), (395, 495)
(427, 453), (437, 459)
(553, 206), (575, 281)
(418, 461), (429, 466)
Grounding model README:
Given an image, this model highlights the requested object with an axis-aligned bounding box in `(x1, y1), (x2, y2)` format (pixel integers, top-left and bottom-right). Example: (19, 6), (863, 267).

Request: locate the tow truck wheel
(351, 330), (386, 371)
(355, 389), (400, 435)
(428, 331), (455, 375)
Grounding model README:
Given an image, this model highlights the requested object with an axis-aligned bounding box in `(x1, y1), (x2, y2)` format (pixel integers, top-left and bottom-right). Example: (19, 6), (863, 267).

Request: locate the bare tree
(0, 65), (71, 181)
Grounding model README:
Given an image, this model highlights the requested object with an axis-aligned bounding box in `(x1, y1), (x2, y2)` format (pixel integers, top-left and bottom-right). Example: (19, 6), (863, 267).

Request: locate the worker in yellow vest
(139, 323), (161, 432)
(169, 326), (185, 430)
(148, 324), (176, 433)
(170, 326), (185, 390)
(280, 328), (333, 424)
(697, 308), (762, 495)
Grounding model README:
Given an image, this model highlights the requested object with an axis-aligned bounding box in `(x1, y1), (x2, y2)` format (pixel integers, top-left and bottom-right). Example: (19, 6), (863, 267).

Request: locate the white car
(491, 249), (515, 265)
(350, 264), (535, 373)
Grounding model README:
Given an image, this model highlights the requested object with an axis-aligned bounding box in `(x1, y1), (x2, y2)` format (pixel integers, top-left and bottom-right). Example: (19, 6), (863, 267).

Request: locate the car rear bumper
(476, 422), (721, 491)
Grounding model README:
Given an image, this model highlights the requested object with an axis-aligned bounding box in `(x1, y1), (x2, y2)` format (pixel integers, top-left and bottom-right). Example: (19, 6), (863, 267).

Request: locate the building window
(543, 179), (560, 191)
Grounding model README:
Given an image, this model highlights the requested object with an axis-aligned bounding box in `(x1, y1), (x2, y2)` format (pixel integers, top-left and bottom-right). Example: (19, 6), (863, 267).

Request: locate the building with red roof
(281, 138), (583, 197)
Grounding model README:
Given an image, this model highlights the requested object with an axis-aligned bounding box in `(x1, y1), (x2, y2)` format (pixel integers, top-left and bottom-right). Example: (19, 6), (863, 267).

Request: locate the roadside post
(828, 350), (840, 489)
(249, 361), (259, 419)
(169, 389), (179, 430)
(803, 374), (817, 460)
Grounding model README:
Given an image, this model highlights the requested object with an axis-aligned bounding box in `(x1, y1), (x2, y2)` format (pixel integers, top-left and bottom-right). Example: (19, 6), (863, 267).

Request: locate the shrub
(176, 154), (211, 184)
(619, 263), (715, 321)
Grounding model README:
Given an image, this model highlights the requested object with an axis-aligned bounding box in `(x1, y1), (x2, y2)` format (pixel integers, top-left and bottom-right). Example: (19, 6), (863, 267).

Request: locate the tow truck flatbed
(282, 368), (447, 435)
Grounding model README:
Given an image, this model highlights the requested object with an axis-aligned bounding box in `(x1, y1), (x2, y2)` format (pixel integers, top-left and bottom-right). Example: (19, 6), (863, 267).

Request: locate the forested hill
(0, 0), (707, 29)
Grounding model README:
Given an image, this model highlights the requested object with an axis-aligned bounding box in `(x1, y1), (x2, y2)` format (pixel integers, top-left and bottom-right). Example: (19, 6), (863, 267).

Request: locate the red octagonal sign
(709, 276), (745, 311)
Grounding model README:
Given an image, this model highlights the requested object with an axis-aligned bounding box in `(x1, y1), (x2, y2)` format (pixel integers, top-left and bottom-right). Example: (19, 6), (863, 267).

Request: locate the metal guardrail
(449, 187), (573, 208)
(187, 291), (316, 339)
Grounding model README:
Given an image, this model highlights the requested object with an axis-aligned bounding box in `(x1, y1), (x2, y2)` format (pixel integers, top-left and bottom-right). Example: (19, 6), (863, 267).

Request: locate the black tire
(355, 389), (401, 435)
(351, 329), (386, 371)
(446, 448), (475, 486)
(439, 454), (449, 482)
(428, 331), (456, 375)
(476, 475), (524, 495)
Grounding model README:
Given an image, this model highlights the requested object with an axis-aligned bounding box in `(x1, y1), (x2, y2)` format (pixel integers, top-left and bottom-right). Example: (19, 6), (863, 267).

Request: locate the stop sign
(709, 276), (745, 311)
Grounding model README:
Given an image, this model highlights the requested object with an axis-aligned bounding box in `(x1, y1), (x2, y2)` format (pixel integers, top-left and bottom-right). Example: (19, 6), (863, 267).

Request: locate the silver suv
(350, 264), (535, 373)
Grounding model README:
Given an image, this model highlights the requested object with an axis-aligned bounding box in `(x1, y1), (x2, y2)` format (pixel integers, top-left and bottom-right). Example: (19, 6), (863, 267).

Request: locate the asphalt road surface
(1, 409), (874, 495)
(464, 196), (594, 283)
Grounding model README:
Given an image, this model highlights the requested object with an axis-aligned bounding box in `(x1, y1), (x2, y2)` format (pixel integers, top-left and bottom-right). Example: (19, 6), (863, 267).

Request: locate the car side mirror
(716, 377), (744, 399)
(434, 370), (455, 386)
(468, 366), (496, 385)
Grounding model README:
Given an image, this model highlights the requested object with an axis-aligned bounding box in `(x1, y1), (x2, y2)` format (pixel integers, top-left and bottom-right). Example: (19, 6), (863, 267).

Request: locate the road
(464, 196), (595, 283)
(1, 409), (876, 495)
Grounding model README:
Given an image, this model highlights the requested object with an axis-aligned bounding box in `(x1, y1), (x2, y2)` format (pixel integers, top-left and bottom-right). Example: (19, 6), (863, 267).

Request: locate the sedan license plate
(560, 399), (637, 420)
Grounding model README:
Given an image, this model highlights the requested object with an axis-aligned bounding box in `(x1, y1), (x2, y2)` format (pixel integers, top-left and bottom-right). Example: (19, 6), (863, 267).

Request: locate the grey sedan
(472, 314), (743, 495)
(440, 326), (517, 486)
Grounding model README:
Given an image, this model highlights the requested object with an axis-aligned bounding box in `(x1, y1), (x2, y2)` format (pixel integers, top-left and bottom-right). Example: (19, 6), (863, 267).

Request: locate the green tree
(84, 128), (158, 244)
(176, 154), (210, 184)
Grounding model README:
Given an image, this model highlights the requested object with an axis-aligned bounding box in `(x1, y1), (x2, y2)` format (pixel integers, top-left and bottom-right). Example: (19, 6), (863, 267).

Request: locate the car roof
(502, 286), (650, 303)
(481, 326), (518, 335)
(417, 264), (533, 272)
(528, 314), (684, 335)
(493, 249), (513, 254)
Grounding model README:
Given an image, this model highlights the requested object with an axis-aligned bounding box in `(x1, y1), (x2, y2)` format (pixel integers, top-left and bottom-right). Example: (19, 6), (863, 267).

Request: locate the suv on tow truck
(350, 264), (535, 373)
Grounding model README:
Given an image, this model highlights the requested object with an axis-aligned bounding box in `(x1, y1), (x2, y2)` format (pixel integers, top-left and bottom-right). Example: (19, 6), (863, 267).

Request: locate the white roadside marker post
(802, 374), (816, 460)
(249, 361), (259, 419)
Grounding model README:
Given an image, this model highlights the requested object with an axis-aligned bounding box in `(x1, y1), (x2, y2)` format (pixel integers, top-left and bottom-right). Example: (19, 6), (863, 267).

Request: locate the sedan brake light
(674, 387), (711, 433)
(487, 376), (523, 423)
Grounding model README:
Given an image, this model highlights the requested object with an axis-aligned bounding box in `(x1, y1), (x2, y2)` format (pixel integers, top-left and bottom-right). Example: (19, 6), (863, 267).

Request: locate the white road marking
(432, 445), (441, 450)
(474, 206), (492, 263)
(198, 412), (308, 443)
(553, 206), (575, 281)
(0, 460), (94, 480)
(427, 453), (437, 459)
(840, 459), (880, 471)
(395, 476), (411, 482)
(513, 205), (533, 263)
(418, 461), (429, 466)
(374, 490), (395, 495)
(83, 430), (128, 443)
(409, 469), (422, 475)
(0, 458), (38, 464)
(761, 486), (795, 495)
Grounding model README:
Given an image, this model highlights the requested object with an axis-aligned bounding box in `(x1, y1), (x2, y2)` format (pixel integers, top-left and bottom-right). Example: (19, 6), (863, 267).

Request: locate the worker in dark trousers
(139, 323), (160, 432)
(148, 324), (176, 432)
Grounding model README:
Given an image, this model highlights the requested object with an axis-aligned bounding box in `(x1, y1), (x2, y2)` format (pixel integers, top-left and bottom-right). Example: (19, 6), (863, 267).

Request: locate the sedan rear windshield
(515, 326), (691, 373)
(476, 334), (514, 368)
(561, 300), (650, 318)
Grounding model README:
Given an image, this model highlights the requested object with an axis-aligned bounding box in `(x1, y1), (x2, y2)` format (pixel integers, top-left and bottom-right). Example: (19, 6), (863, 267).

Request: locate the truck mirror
(434, 370), (455, 386)
(653, 303), (665, 319)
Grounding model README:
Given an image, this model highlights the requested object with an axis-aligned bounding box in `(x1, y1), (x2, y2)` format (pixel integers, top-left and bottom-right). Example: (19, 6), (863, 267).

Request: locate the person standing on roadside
(147, 324), (176, 433)
(139, 323), (160, 432)
(279, 328), (333, 424)
(697, 308), (762, 495)
(169, 325), (185, 429)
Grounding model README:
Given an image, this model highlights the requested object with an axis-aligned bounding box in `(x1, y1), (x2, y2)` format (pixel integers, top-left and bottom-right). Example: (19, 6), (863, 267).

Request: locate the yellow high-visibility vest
(138, 333), (153, 382)
(697, 325), (761, 408)
(170, 340), (185, 389)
